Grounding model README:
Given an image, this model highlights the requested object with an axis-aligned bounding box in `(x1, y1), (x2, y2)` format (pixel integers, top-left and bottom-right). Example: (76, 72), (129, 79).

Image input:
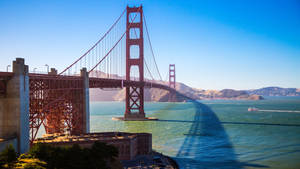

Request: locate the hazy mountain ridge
(247, 87), (300, 96)
(88, 71), (298, 102)
(90, 81), (265, 102)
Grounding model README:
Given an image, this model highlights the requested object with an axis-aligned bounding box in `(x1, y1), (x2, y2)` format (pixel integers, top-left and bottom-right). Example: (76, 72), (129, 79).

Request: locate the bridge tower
(125, 6), (145, 120)
(169, 64), (176, 89)
(169, 64), (176, 102)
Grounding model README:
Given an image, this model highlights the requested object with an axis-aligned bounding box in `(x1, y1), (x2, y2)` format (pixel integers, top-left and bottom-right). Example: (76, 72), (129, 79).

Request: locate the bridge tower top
(169, 64), (176, 89)
(126, 5), (144, 82)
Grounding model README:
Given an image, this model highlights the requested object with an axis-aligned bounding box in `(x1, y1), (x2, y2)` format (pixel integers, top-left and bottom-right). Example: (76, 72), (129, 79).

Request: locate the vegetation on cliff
(0, 142), (120, 169)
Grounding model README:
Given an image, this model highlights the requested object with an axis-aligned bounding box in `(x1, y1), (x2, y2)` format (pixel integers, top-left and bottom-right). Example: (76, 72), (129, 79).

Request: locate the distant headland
(90, 80), (299, 102)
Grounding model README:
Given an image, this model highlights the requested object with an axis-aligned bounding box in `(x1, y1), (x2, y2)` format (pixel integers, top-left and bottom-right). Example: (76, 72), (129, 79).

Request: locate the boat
(248, 107), (259, 112)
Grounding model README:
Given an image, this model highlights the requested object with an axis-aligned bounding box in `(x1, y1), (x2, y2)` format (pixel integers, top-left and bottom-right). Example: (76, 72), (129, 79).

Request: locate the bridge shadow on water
(168, 100), (269, 169)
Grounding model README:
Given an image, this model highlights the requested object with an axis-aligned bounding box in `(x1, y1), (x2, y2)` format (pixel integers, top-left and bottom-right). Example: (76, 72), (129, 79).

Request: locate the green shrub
(28, 141), (119, 169)
(0, 144), (17, 168)
(15, 158), (47, 169)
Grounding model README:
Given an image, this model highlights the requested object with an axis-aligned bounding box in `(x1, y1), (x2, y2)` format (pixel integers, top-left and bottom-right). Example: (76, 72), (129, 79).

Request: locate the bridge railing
(28, 70), (49, 74)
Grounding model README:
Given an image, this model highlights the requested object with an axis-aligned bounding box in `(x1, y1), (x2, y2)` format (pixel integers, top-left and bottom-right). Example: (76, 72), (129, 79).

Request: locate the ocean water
(91, 96), (300, 169)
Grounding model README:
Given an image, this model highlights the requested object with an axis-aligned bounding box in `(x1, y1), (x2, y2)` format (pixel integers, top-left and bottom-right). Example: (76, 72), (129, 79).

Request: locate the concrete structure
(34, 132), (152, 160)
(81, 68), (90, 133)
(0, 58), (29, 153)
(48, 68), (57, 75)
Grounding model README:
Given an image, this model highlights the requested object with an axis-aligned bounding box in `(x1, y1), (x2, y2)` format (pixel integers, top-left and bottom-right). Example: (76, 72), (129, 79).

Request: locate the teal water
(90, 97), (300, 169)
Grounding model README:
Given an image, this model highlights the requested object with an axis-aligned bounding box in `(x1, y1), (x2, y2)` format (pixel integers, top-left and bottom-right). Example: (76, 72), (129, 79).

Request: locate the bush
(28, 141), (119, 169)
(0, 144), (47, 169)
(18, 153), (34, 160)
(15, 158), (47, 169)
(0, 144), (17, 168)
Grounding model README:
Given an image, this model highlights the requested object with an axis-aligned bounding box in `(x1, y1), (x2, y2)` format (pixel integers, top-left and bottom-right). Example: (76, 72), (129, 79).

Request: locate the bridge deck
(0, 72), (178, 93)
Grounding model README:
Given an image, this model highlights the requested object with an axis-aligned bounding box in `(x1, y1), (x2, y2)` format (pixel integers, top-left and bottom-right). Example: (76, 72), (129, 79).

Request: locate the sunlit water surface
(89, 97), (300, 169)
(39, 97), (299, 168)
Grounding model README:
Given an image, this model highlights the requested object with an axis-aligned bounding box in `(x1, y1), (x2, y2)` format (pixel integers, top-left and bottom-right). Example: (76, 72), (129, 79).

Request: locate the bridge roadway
(1, 72), (179, 94)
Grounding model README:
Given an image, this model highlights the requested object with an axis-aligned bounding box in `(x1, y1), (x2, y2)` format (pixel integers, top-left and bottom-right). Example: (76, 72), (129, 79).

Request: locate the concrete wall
(81, 68), (90, 133)
(0, 58), (29, 154)
(137, 133), (152, 155)
(0, 96), (7, 139)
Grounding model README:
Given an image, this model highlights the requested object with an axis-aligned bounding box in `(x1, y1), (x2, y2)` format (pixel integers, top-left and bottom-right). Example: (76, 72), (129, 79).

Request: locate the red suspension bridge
(0, 6), (189, 151)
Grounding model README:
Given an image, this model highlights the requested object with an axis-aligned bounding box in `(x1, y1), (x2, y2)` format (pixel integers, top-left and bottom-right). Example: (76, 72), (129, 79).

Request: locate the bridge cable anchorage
(59, 8), (126, 75)
(143, 14), (163, 81)
(88, 6), (142, 74)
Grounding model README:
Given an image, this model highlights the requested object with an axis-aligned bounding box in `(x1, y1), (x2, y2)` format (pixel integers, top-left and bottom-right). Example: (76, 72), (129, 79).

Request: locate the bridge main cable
(129, 14), (155, 81)
(143, 14), (163, 81)
(88, 6), (142, 74)
(59, 8), (126, 75)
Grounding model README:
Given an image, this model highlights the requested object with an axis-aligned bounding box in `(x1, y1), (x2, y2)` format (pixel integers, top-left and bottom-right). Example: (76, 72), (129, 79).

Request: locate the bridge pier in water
(0, 58), (29, 153)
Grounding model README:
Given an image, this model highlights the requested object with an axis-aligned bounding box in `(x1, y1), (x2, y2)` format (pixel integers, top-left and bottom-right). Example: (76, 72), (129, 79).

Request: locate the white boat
(248, 107), (259, 112)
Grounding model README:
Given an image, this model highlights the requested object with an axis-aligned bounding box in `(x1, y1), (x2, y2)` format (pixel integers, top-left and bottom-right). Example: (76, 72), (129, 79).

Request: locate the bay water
(90, 96), (300, 169)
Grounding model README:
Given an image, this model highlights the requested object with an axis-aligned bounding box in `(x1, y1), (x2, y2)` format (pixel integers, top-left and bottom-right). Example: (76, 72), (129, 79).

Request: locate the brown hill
(89, 81), (263, 102)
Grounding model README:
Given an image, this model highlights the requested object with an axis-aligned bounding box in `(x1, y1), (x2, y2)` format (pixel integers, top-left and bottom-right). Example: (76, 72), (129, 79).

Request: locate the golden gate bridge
(0, 6), (190, 153)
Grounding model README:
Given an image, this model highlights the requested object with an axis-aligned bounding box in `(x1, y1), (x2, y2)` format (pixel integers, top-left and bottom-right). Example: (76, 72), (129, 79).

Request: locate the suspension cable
(129, 15), (155, 81)
(89, 33), (125, 73)
(59, 8), (126, 75)
(89, 7), (142, 74)
(143, 14), (163, 81)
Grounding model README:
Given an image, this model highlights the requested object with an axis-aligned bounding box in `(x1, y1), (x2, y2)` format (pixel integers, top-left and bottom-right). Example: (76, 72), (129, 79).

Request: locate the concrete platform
(112, 117), (158, 121)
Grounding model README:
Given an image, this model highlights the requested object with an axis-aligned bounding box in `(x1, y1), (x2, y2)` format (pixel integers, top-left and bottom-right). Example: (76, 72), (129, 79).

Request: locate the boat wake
(258, 109), (300, 113)
(248, 107), (300, 113)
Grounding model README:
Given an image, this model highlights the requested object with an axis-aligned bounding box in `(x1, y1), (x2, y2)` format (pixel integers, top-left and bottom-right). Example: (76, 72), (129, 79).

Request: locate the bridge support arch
(124, 6), (145, 120)
(42, 68), (90, 135)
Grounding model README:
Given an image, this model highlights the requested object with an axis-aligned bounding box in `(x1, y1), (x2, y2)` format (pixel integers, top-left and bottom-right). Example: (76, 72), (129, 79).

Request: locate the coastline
(121, 151), (179, 169)
(166, 156), (180, 169)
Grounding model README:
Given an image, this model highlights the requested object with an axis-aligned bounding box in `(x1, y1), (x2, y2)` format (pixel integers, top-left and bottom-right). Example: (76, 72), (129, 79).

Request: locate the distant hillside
(247, 87), (300, 96)
(90, 81), (264, 102)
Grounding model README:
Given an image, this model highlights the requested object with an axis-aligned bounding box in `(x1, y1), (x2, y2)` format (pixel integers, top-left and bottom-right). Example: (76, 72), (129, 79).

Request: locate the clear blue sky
(0, 0), (299, 90)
